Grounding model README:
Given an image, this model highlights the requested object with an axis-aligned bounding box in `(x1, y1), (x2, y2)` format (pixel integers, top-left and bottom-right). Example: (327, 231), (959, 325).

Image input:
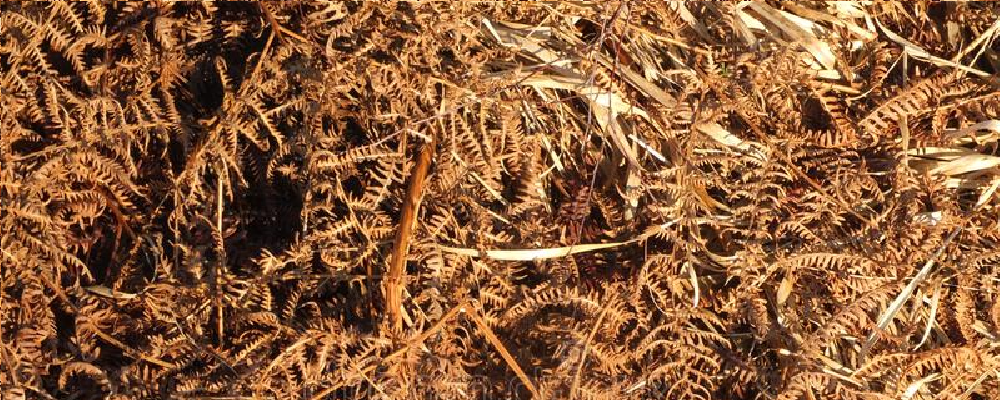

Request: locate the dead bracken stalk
(386, 135), (436, 333)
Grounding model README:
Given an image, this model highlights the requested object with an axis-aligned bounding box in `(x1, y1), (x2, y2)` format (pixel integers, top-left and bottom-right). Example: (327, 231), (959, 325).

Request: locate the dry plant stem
(386, 137), (436, 333)
(469, 306), (543, 400)
(245, 25), (275, 96)
(258, 3), (285, 44)
(0, 340), (21, 387)
(960, 369), (996, 399)
(862, 209), (965, 359)
(90, 328), (175, 369)
(901, 52), (910, 167)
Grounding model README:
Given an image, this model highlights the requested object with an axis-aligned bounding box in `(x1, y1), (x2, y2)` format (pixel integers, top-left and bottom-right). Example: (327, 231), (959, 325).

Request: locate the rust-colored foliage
(3, 2), (1000, 399)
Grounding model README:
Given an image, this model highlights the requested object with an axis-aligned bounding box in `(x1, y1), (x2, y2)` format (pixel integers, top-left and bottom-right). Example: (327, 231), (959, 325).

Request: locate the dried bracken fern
(4, 1), (1000, 400)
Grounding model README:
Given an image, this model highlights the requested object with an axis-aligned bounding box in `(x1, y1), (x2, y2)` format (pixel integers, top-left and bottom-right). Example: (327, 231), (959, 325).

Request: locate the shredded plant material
(3, 2), (1000, 399)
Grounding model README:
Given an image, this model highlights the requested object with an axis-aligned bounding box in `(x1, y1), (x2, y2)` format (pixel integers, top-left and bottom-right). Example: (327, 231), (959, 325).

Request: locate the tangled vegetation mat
(4, 2), (1000, 399)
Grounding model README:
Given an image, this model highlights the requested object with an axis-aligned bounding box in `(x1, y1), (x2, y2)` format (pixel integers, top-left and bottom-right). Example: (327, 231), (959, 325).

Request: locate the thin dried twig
(469, 304), (543, 400)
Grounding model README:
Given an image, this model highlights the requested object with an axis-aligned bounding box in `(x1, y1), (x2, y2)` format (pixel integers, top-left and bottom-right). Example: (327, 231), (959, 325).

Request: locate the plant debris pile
(4, 2), (1000, 399)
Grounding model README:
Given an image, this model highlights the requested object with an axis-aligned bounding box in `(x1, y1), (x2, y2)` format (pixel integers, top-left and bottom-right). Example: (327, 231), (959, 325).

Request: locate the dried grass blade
(976, 176), (1000, 208)
(944, 120), (1000, 144)
(876, 18), (990, 77)
(519, 73), (646, 167)
(926, 155), (1000, 176)
(914, 283), (942, 350)
(84, 285), (139, 300)
(907, 147), (981, 159)
(902, 373), (940, 400)
(486, 18), (673, 168)
(695, 122), (763, 159)
(744, 2), (838, 70)
(951, 17), (1000, 63)
(863, 227), (960, 359)
(439, 241), (629, 261)
(482, 19), (566, 66)
(780, 2), (876, 41)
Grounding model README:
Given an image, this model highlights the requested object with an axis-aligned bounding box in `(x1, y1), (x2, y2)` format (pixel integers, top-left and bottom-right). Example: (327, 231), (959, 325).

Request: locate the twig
(468, 305), (543, 399)
(90, 328), (175, 369)
(385, 135), (436, 333)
